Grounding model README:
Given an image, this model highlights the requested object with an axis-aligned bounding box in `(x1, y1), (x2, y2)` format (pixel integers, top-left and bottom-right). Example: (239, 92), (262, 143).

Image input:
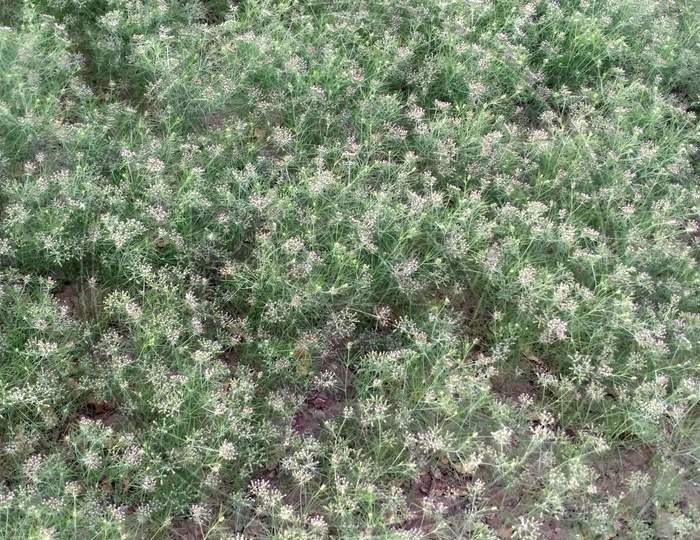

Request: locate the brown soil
(490, 373), (538, 403)
(291, 390), (345, 435)
(168, 518), (205, 540)
(398, 465), (472, 535)
(54, 281), (102, 321)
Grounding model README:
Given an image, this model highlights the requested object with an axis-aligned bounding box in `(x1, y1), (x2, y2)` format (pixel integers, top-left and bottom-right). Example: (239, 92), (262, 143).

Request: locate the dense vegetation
(1, 0), (699, 538)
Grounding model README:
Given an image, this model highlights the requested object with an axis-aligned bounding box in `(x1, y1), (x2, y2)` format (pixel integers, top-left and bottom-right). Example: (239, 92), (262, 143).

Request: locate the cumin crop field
(1, 1), (700, 538)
